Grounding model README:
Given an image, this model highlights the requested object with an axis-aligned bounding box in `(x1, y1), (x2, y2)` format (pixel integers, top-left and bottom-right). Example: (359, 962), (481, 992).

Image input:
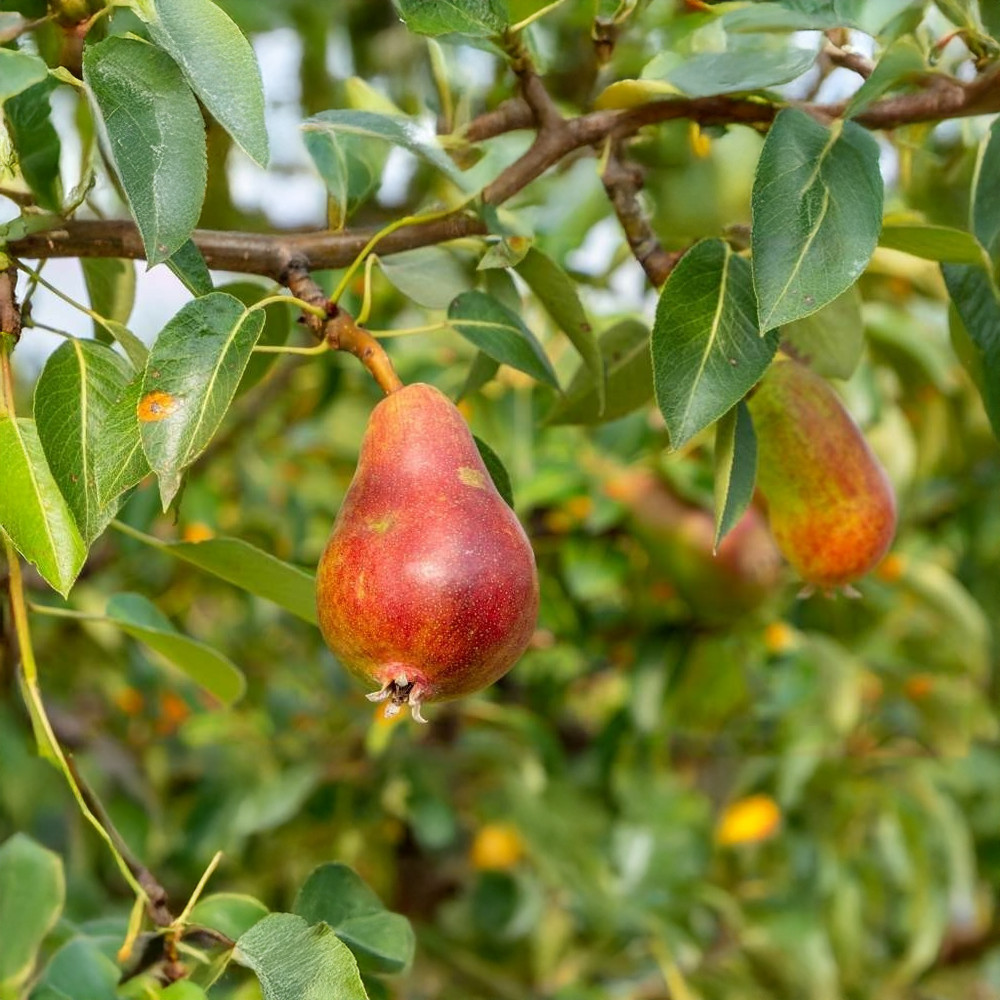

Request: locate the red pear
(748, 357), (897, 590)
(316, 383), (539, 720)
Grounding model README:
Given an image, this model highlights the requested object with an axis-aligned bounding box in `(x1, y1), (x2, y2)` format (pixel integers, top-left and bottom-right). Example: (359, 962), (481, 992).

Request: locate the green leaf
(0, 834), (65, 996)
(392, 0), (508, 37)
(546, 318), (652, 425)
(447, 290), (559, 389)
(781, 284), (864, 379)
(160, 983), (209, 1000)
(879, 223), (990, 266)
(641, 42), (818, 97)
(458, 351), (500, 400)
(303, 110), (466, 188)
(515, 248), (603, 411)
(473, 436), (514, 508)
(0, 416), (86, 597)
(94, 373), (150, 507)
(166, 239), (214, 296)
(844, 38), (926, 118)
(4, 79), (62, 211)
(713, 400), (757, 549)
(942, 263), (1000, 439)
(34, 340), (139, 544)
(478, 237), (533, 270)
(189, 893), (269, 941)
(0, 48), (47, 102)
(378, 246), (471, 310)
(304, 130), (383, 229)
(95, 319), (148, 370)
(751, 108), (883, 329)
(154, 536), (318, 624)
(81, 258), (136, 338)
(140, 292), (265, 509)
(294, 864), (415, 975)
(220, 282), (292, 397)
(235, 913), (369, 1000)
(105, 592), (246, 704)
(652, 239), (779, 449)
(31, 936), (119, 1000)
(973, 117), (1000, 262)
(83, 35), (207, 265)
(136, 0), (269, 166)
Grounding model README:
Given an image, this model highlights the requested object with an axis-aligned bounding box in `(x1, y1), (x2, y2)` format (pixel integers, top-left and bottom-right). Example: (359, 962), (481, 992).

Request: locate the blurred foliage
(3, 1), (1000, 999)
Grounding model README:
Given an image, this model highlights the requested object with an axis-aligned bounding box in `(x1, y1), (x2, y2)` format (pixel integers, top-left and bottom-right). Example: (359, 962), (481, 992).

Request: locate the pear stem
(280, 259), (403, 395)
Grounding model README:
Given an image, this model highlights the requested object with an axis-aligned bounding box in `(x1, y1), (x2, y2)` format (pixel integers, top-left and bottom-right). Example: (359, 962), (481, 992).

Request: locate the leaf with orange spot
(140, 293), (264, 509)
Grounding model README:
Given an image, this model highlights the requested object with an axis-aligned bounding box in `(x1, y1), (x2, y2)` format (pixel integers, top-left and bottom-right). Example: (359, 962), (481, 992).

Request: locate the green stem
(367, 321), (451, 338)
(27, 602), (99, 621)
(3, 536), (149, 903)
(251, 342), (329, 355)
(247, 293), (327, 319)
(509, 0), (567, 32)
(111, 519), (169, 549)
(16, 262), (103, 322)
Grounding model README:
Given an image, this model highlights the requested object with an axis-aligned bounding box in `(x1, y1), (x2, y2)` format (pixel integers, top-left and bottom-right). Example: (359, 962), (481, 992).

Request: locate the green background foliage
(2, 1), (1000, 999)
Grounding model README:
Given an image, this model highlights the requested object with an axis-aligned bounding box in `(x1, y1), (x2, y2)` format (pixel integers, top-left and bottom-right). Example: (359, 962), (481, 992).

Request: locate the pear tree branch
(6, 57), (1000, 289)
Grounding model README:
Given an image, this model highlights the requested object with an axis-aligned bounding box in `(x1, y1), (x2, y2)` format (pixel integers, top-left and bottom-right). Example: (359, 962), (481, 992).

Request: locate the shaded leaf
(546, 319), (652, 425)
(713, 400), (757, 548)
(0, 834), (65, 996)
(973, 117), (1000, 261)
(642, 41), (818, 97)
(781, 284), (864, 379)
(235, 913), (368, 1000)
(447, 290), (559, 389)
(844, 38), (927, 118)
(95, 319), (148, 370)
(294, 864), (415, 975)
(473, 436), (514, 508)
(515, 248), (603, 410)
(751, 108), (883, 329)
(189, 893), (269, 941)
(140, 293), (265, 509)
(106, 592), (246, 705)
(378, 246), (471, 309)
(879, 224), (990, 266)
(94, 372), (149, 507)
(152, 535), (317, 624)
(81, 258), (136, 338)
(458, 351), (500, 400)
(83, 35), (207, 265)
(166, 239), (214, 296)
(34, 339), (138, 544)
(304, 129), (382, 229)
(652, 239), (778, 449)
(478, 237), (532, 270)
(303, 110), (465, 188)
(0, 416), (86, 596)
(0, 48), (47, 102)
(4, 79), (61, 211)
(393, 0), (508, 37)
(942, 263), (1000, 439)
(137, 0), (269, 166)
(31, 936), (118, 1000)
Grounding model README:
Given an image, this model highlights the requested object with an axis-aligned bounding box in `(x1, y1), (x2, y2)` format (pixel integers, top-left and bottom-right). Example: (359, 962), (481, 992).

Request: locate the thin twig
(600, 145), (683, 287)
(64, 756), (175, 927)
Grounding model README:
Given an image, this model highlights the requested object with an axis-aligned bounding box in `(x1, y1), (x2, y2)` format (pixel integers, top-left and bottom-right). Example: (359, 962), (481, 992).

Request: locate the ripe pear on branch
(316, 383), (539, 721)
(748, 357), (897, 593)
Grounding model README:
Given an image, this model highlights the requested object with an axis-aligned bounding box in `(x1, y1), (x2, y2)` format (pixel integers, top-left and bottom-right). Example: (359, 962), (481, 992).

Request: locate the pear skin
(748, 358), (897, 590)
(316, 384), (539, 719)
(605, 469), (783, 622)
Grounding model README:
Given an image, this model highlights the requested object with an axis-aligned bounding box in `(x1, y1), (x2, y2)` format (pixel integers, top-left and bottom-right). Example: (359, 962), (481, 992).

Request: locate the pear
(316, 383), (539, 720)
(605, 469), (783, 622)
(748, 357), (897, 591)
